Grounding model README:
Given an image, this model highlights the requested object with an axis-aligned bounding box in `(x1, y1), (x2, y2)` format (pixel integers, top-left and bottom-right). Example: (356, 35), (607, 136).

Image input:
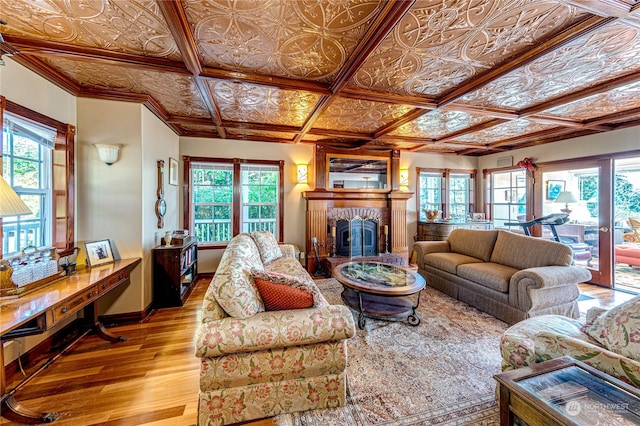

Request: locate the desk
(0, 258), (141, 424)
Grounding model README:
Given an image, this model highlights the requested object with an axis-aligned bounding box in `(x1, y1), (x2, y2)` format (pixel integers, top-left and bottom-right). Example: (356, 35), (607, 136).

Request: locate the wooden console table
(0, 258), (141, 424)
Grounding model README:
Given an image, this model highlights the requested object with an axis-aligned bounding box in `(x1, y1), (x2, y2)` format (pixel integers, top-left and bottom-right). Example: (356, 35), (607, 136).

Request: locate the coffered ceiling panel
(183, 0), (383, 81)
(37, 55), (211, 118)
(3, 0), (640, 156)
(453, 119), (557, 145)
(389, 109), (490, 139)
(459, 21), (640, 110)
(348, 0), (588, 97)
(313, 97), (413, 133)
(0, 0), (181, 59)
(543, 81), (640, 121)
(208, 80), (321, 126)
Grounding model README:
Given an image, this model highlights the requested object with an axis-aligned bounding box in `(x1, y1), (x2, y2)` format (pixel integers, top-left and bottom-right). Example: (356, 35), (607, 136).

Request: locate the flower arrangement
(517, 157), (537, 174)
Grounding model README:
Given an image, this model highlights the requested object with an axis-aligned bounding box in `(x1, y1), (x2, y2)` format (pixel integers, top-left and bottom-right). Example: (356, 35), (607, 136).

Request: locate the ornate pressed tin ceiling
(3, 0), (640, 155)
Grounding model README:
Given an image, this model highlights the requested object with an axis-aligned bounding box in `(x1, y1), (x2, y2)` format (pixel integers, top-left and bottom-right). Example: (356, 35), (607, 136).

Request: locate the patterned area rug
(276, 279), (508, 426)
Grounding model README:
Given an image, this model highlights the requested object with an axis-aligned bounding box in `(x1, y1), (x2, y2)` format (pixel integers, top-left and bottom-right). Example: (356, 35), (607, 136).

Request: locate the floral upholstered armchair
(195, 232), (356, 425)
(501, 296), (640, 389)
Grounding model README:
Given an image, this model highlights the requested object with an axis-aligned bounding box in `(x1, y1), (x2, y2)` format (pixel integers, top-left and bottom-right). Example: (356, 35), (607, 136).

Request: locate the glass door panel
(613, 157), (640, 292)
(540, 161), (611, 287)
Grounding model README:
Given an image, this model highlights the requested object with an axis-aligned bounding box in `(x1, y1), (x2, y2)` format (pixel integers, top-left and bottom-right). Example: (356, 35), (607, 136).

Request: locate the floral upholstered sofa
(500, 296), (640, 388)
(195, 231), (356, 425)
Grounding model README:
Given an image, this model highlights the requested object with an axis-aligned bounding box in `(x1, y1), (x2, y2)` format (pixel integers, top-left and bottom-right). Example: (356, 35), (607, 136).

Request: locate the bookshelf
(152, 236), (198, 308)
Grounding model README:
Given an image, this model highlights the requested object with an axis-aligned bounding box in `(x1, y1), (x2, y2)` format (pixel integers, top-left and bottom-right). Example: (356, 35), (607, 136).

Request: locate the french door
(538, 159), (613, 287)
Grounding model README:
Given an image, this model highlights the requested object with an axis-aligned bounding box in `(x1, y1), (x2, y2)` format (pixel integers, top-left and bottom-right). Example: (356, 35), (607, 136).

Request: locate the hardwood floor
(0, 279), (633, 425)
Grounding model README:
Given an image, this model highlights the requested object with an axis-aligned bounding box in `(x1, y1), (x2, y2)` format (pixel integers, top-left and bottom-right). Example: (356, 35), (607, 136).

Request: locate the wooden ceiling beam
(435, 118), (510, 144)
(195, 78), (226, 139)
(200, 68), (331, 95)
(157, 0), (203, 76)
(340, 87), (437, 109)
(329, 0), (416, 93)
(438, 15), (616, 107)
(373, 109), (430, 138)
(297, 1), (416, 143)
(3, 35), (190, 74)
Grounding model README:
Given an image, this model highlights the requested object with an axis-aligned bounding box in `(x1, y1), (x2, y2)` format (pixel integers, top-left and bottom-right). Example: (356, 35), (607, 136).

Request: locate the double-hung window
(417, 168), (476, 221)
(184, 156), (284, 247)
(2, 113), (54, 254)
(489, 169), (527, 228)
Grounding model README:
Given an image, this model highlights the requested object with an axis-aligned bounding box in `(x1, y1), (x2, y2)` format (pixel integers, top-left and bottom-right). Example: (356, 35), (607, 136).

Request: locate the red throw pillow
(254, 277), (314, 311)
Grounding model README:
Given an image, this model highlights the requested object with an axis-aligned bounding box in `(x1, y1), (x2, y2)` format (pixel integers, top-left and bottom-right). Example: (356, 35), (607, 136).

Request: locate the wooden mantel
(302, 145), (413, 274)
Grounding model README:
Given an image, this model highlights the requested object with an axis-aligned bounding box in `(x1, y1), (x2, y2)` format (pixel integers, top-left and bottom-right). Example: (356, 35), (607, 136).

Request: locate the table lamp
(1, 175), (33, 293)
(555, 191), (577, 214)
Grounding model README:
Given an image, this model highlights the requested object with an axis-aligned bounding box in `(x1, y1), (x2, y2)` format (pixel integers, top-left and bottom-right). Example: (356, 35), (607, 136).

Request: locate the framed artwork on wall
(546, 180), (565, 200)
(84, 239), (115, 267)
(169, 157), (178, 186)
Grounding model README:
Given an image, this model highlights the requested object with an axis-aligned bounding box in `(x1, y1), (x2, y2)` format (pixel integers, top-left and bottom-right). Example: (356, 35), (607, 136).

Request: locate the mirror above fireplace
(327, 154), (389, 190)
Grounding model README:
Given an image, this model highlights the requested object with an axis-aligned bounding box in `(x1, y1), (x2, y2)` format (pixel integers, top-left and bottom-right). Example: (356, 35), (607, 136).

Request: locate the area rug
(276, 279), (508, 426)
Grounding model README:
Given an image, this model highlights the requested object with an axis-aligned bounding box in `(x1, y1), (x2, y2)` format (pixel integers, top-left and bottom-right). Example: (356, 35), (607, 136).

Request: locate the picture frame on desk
(85, 239), (115, 267)
(472, 213), (486, 221)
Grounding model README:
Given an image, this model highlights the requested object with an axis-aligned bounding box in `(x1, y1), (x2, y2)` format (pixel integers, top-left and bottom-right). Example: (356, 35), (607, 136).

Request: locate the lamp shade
(94, 144), (121, 165)
(555, 191), (577, 204)
(399, 169), (409, 187)
(0, 175), (32, 217)
(296, 164), (308, 184)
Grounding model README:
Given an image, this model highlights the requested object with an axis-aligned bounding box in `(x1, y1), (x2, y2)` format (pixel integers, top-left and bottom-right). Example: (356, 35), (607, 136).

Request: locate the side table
(494, 356), (640, 425)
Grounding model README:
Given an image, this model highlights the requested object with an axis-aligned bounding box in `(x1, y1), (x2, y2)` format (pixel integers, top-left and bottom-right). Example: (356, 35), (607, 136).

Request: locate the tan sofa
(412, 229), (592, 325)
(194, 233), (356, 425)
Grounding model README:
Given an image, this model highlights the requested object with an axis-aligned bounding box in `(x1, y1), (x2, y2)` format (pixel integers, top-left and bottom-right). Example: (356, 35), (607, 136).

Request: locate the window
(490, 169), (527, 228)
(184, 156), (284, 247)
(417, 168), (475, 221)
(1, 97), (74, 257)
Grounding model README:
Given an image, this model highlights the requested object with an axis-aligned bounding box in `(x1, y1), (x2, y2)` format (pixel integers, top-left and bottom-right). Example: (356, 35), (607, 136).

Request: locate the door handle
(599, 227), (609, 232)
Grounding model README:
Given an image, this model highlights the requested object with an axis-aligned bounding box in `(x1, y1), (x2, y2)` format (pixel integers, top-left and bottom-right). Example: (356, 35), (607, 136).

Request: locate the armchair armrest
(412, 241), (450, 269)
(278, 243), (297, 258)
(509, 266), (591, 309)
(195, 304), (356, 358)
(535, 332), (640, 388)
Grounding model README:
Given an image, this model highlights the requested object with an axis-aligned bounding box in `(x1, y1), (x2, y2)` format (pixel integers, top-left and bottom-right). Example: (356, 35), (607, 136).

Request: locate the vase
(164, 231), (172, 247)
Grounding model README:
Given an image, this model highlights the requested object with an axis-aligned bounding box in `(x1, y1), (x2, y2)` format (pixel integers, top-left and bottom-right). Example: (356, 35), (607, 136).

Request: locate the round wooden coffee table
(333, 261), (426, 329)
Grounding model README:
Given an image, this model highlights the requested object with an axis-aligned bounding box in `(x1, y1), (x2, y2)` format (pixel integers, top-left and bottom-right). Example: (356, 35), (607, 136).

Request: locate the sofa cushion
(251, 231), (282, 265)
(254, 276), (314, 310)
(252, 269), (323, 308)
(457, 262), (518, 293)
(582, 296), (640, 362)
(424, 252), (483, 275)
(490, 230), (573, 270)
(447, 229), (499, 262)
(211, 234), (265, 319)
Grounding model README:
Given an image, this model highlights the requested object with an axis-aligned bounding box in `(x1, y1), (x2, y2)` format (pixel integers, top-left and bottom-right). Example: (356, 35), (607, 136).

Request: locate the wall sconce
(399, 168), (409, 187)
(94, 144), (121, 166)
(297, 164), (309, 184)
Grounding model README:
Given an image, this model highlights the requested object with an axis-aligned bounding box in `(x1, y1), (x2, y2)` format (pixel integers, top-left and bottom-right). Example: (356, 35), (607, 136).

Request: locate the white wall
(1, 60), (78, 366)
(180, 137), (313, 272)
(77, 98), (179, 313)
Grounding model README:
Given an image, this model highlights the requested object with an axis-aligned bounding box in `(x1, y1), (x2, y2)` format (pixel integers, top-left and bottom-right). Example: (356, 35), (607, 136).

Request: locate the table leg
(1, 341), (59, 424)
(84, 301), (128, 342)
(356, 291), (366, 329)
